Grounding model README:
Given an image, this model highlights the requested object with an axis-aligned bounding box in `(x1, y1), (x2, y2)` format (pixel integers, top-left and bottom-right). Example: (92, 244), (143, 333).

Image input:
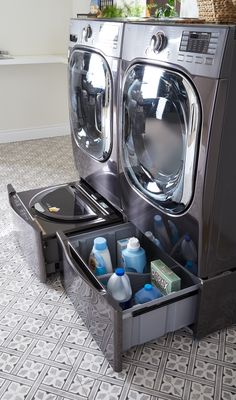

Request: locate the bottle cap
(94, 237), (107, 251)
(154, 215), (163, 225)
(184, 234), (191, 242)
(144, 284), (153, 291)
(127, 237), (140, 250)
(115, 268), (125, 276)
(145, 231), (153, 239)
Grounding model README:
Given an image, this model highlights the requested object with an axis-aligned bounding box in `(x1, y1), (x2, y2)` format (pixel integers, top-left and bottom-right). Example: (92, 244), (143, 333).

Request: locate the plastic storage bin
(58, 222), (200, 372)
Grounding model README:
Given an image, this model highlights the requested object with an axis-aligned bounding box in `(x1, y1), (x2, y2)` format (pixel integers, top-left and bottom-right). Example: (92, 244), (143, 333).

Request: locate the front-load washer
(7, 18), (125, 283)
(69, 18), (124, 209)
(120, 22), (236, 338)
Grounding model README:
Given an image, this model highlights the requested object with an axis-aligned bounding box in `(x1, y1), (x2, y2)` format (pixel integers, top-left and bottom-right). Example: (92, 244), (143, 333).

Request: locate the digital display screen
(180, 31), (212, 54)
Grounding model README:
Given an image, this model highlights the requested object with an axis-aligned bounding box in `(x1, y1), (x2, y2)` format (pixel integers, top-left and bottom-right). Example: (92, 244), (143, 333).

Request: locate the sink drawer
(58, 222), (200, 371)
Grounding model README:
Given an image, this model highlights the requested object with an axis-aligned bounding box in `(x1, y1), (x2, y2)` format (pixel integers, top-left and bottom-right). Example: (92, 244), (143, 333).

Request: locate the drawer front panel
(58, 232), (123, 372)
(7, 184), (46, 283)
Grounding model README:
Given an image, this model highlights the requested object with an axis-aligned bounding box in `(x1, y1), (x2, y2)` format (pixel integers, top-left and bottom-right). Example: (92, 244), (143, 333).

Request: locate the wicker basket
(197, 0), (236, 22)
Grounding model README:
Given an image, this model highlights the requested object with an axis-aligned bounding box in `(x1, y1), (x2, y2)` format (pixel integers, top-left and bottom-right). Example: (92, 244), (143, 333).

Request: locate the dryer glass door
(69, 49), (112, 161)
(122, 64), (200, 214)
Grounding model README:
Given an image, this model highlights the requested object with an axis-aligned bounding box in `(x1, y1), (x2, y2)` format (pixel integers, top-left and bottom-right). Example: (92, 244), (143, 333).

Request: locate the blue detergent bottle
(185, 260), (198, 275)
(154, 214), (172, 251)
(134, 283), (163, 304)
(181, 234), (198, 263)
(122, 237), (147, 273)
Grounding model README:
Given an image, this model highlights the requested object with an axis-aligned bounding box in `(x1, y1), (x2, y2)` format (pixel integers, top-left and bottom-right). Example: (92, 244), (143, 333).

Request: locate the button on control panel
(180, 30), (219, 55)
(178, 30), (220, 67)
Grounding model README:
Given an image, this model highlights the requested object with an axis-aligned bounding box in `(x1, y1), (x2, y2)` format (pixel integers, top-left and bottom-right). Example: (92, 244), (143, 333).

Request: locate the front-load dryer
(120, 22), (236, 338)
(69, 18), (124, 209)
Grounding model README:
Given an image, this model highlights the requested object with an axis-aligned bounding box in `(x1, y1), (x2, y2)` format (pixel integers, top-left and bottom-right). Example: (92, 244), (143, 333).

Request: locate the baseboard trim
(0, 124), (70, 143)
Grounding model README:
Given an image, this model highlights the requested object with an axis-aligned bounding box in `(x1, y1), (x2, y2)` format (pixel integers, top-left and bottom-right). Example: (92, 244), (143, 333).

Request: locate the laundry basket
(197, 0), (236, 22)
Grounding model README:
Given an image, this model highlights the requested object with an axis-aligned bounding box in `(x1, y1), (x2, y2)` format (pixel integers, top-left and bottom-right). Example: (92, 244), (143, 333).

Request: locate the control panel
(69, 19), (123, 58)
(180, 31), (219, 55)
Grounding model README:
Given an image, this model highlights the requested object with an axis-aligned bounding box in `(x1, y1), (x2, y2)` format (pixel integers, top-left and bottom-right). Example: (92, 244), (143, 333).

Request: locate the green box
(151, 260), (181, 295)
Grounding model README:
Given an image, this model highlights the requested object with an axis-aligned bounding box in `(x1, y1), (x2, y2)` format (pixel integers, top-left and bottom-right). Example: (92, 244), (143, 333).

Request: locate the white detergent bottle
(107, 268), (132, 309)
(89, 237), (113, 273)
(122, 237), (147, 273)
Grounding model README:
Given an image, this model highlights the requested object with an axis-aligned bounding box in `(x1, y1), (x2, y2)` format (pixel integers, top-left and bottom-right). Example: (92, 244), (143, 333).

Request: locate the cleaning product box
(151, 260), (181, 294)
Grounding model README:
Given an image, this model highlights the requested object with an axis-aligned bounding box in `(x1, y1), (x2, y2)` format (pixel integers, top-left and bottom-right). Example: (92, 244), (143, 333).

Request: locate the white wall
(180, 0), (199, 18)
(72, 0), (90, 17)
(0, 0), (74, 142)
(0, 0), (72, 56)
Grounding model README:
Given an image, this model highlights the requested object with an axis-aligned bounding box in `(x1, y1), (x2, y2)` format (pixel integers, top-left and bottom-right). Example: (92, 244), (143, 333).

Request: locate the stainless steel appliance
(120, 22), (236, 340)
(8, 20), (236, 373)
(69, 18), (124, 208)
(8, 18), (125, 283)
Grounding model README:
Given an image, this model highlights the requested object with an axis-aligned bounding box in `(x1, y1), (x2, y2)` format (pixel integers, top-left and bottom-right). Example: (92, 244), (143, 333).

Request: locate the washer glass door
(69, 49), (112, 161)
(122, 64), (200, 214)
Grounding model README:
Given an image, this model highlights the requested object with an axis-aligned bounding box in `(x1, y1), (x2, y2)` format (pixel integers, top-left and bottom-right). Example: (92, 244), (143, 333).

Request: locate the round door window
(122, 64), (200, 214)
(69, 50), (112, 161)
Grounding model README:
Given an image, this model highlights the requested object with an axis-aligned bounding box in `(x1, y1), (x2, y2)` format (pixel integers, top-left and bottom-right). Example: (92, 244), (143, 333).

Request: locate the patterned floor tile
(65, 328), (89, 346)
(8, 334), (33, 352)
(33, 389), (58, 400)
(222, 390), (236, 400)
(17, 359), (44, 381)
(223, 366), (236, 388)
(224, 346), (236, 364)
(55, 346), (81, 366)
(0, 136), (236, 400)
(0, 311), (23, 329)
(0, 329), (11, 345)
(166, 352), (189, 373)
(21, 317), (45, 334)
(160, 374), (185, 397)
(132, 367), (157, 389)
(1, 382), (31, 399)
(69, 374), (95, 397)
(0, 353), (19, 373)
(127, 390), (151, 400)
(139, 347), (162, 367)
(95, 382), (122, 400)
(171, 334), (193, 353)
(52, 307), (75, 323)
(189, 382), (214, 400)
(43, 367), (70, 389)
(31, 340), (56, 359)
(193, 360), (217, 382)
(79, 353), (105, 373)
(197, 340), (219, 360)
(43, 323), (66, 340)
(105, 362), (129, 381)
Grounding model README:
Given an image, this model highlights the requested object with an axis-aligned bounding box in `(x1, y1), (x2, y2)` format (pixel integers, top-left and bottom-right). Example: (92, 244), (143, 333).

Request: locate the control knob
(82, 25), (92, 41)
(150, 32), (167, 53)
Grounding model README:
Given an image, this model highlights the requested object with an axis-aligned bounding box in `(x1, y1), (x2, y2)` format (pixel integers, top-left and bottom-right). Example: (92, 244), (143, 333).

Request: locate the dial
(82, 25), (92, 41)
(150, 32), (167, 53)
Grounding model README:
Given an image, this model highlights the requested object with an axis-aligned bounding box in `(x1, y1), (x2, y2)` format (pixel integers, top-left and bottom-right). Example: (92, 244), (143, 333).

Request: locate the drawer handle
(132, 289), (199, 317)
(57, 231), (106, 294)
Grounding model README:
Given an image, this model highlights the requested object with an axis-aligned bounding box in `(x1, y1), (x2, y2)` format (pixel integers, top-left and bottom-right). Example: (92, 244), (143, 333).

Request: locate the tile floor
(0, 135), (236, 400)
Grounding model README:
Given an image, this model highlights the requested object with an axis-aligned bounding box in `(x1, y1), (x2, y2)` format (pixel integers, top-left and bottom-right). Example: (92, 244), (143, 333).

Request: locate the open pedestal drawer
(58, 222), (201, 372)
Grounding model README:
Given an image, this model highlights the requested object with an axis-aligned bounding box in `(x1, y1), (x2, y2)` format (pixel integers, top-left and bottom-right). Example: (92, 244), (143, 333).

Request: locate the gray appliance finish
(69, 18), (124, 210)
(119, 22), (236, 338)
